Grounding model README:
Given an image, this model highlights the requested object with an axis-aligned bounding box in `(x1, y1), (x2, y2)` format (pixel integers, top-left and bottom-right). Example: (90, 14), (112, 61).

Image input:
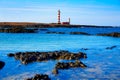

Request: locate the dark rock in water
(7, 53), (14, 57)
(97, 32), (120, 37)
(0, 27), (38, 33)
(52, 60), (87, 74)
(0, 61), (5, 70)
(70, 32), (90, 35)
(106, 46), (117, 50)
(39, 28), (49, 31)
(55, 60), (87, 70)
(81, 48), (89, 50)
(52, 68), (58, 75)
(26, 74), (51, 80)
(8, 50), (87, 64)
(46, 31), (65, 34)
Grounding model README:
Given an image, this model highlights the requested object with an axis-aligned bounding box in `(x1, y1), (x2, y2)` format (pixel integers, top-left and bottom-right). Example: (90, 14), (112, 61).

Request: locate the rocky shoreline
(0, 22), (114, 28)
(0, 27), (38, 33)
(0, 26), (120, 38)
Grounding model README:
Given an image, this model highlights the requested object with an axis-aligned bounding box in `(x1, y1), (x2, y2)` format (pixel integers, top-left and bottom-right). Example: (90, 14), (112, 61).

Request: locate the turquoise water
(0, 28), (120, 80)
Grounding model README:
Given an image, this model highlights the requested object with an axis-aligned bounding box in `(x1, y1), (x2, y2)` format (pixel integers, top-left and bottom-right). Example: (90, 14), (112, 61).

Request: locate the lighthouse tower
(69, 18), (70, 24)
(58, 10), (61, 24)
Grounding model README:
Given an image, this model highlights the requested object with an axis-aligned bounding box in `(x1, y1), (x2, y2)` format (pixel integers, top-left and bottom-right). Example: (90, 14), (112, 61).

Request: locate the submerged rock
(26, 74), (51, 80)
(46, 31), (65, 34)
(106, 46), (117, 50)
(70, 32), (90, 35)
(97, 32), (120, 37)
(8, 50), (87, 64)
(81, 48), (89, 50)
(39, 28), (49, 31)
(0, 61), (5, 70)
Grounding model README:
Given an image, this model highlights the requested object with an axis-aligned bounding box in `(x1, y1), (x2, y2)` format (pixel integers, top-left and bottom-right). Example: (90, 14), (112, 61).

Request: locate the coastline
(0, 22), (115, 28)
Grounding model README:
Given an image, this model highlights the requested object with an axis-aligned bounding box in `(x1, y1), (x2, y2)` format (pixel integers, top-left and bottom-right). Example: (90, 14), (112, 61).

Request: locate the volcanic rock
(52, 60), (87, 75)
(52, 68), (58, 75)
(97, 32), (120, 37)
(8, 50), (87, 65)
(55, 60), (87, 70)
(70, 32), (90, 35)
(7, 53), (14, 57)
(26, 74), (51, 80)
(0, 61), (5, 70)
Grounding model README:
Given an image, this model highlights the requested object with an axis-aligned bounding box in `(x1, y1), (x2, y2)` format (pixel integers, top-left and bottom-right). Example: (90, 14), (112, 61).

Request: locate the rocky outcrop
(70, 32), (90, 35)
(0, 61), (5, 70)
(55, 60), (87, 69)
(26, 74), (51, 80)
(8, 50), (87, 64)
(97, 32), (120, 37)
(52, 60), (87, 75)
(0, 27), (38, 33)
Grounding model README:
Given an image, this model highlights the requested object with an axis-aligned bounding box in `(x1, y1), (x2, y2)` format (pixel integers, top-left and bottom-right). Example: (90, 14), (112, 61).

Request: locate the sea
(0, 27), (120, 80)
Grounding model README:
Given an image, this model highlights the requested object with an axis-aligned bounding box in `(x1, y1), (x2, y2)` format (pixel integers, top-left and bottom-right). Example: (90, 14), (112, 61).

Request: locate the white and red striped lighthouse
(58, 10), (61, 24)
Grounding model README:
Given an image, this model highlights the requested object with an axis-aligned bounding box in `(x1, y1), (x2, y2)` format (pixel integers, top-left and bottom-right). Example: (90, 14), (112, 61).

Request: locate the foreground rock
(97, 32), (120, 37)
(55, 60), (87, 69)
(26, 74), (51, 80)
(8, 50), (87, 64)
(0, 61), (5, 70)
(52, 60), (87, 75)
(7, 53), (14, 57)
(70, 32), (90, 35)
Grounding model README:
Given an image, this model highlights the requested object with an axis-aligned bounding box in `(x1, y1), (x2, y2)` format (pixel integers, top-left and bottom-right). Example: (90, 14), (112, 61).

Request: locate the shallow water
(0, 27), (120, 80)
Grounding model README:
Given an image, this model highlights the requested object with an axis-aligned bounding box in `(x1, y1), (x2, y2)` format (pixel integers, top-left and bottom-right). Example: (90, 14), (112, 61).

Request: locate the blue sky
(0, 0), (120, 26)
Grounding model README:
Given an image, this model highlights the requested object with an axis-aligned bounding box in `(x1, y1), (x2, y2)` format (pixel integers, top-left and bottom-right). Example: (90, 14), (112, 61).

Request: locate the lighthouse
(58, 10), (61, 24)
(57, 10), (70, 25)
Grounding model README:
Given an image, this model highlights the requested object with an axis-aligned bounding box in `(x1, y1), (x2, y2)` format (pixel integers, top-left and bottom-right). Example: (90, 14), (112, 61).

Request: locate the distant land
(0, 22), (116, 28)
